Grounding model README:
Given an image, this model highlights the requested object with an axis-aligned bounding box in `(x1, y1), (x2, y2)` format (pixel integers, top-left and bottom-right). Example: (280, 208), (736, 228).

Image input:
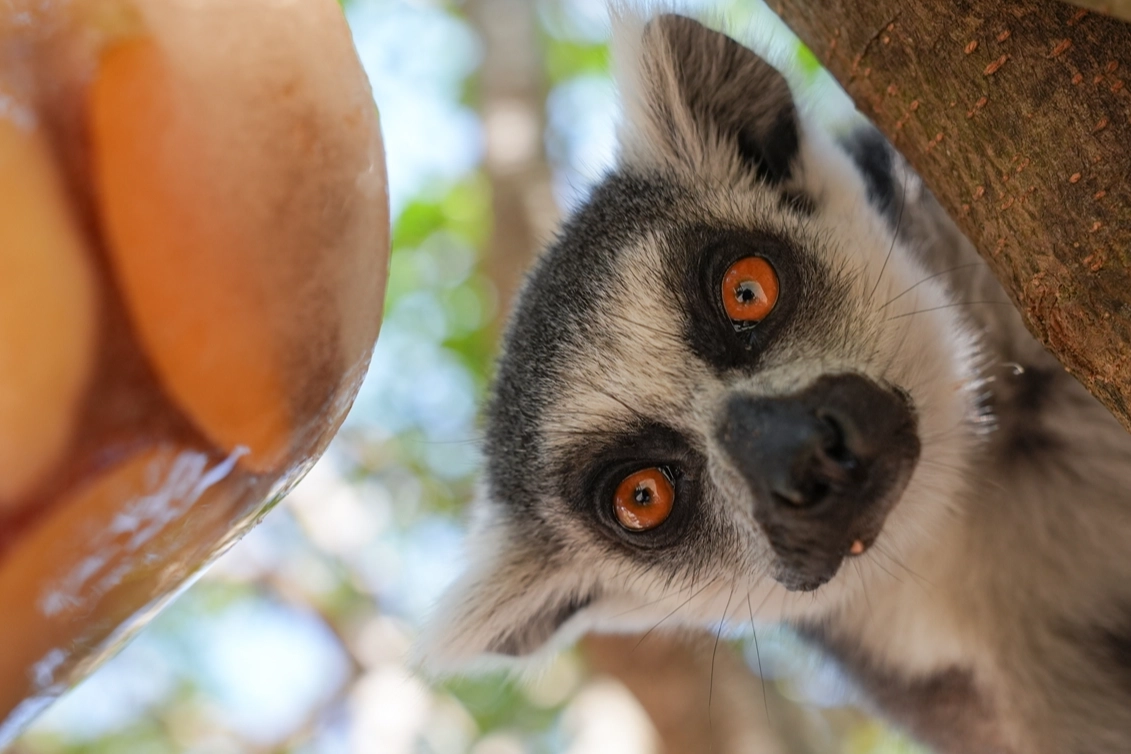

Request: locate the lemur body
(424, 12), (1131, 752)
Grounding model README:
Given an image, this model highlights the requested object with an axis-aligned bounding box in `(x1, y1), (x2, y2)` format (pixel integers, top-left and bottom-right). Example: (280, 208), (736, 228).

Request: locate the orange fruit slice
(89, 0), (388, 473)
(0, 112), (98, 508)
(0, 444), (239, 718)
(89, 36), (292, 472)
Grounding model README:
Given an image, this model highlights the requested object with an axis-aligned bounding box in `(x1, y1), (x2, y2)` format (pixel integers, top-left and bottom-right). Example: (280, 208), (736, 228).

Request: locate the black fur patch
(1104, 627), (1131, 694)
(839, 126), (899, 222)
(1009, 364), (1055, 415)
(560, 421), (710, 560)
(652, 14), (801, 184)
(669, 224), (848, 375)
(735, 107), (799, 184)
(484, 173), (681, 514)
(489, 592), (595, 657)
(779, 189), (816, 216)
(991, 365), (1063, 463)
(1089, 612), (1131, 696)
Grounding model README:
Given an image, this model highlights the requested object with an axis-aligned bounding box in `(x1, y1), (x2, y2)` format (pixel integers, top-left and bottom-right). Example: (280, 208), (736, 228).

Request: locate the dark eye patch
(556, 421), (706, 552)
(666, 225), (809, 372)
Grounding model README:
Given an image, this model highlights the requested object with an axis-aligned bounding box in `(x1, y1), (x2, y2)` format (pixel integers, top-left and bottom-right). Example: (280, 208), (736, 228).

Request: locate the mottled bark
(773, 0), (1131, 432)
(1068, 0), (1131, 24)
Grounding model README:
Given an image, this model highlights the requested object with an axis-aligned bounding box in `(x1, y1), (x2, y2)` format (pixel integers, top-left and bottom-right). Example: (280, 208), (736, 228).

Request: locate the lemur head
(422, 12), (981, 668)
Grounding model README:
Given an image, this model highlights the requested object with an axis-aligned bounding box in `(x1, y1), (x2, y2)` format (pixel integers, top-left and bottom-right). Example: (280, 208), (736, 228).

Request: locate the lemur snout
(716, 373), (920, 591)
(754, 404), (860, 508)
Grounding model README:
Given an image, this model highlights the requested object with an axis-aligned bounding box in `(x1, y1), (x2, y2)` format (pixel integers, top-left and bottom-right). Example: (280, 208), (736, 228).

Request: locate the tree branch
(773, 0), (1131, 432)
(1066, 0), (1131, 24)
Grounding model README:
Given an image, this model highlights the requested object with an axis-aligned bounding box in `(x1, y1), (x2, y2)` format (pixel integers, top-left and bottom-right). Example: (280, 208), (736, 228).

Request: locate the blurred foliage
(444, 674), (564, 745)
(391, 175), (492, 252)
(544, 38), (609, 84)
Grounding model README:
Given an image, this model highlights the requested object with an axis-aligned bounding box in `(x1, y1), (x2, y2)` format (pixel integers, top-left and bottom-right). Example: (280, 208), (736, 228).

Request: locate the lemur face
(422, 12), (982, 667)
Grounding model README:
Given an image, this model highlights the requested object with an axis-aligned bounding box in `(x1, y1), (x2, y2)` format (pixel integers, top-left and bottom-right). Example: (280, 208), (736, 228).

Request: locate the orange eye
(722, 256), (779, 323)
(614, 467), (675, 531)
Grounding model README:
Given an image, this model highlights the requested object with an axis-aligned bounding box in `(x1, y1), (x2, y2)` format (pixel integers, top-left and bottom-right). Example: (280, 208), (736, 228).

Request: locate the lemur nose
(717, 374), (897, 508)
(715, 373), (920, 591)
(761, 406), (859, 507)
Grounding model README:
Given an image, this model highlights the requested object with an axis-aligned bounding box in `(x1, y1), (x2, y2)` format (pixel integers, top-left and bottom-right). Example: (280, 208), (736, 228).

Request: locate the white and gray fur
(422, 10), (1131, 753)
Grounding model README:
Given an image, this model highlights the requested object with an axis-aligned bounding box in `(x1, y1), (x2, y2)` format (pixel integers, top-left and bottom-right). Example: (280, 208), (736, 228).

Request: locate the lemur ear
(416, 519), (595, 672)
(612, 12), (800, 184)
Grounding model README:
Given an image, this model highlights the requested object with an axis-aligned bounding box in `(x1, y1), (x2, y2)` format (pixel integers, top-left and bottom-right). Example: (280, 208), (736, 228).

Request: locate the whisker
(708, 583), (737, 751)
(872, 541), (934, 590)
(633, 576), (720, 652)
(880, 297), (919, 381)
(885, 300), (1014, 321)
(878, 262), (986, 310)
(854, 559), (873, 614)
(868, 166), (907, 306)
(864, 551), (903, 584)
(746, 592), (771, 724)
(607, 576), (702, 619)
(579, 379), (654, 427)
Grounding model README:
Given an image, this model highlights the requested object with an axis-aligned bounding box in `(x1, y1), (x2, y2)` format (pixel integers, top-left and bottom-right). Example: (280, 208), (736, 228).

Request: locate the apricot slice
(0, 111), (97, 508)
(0, 444), (239, 719)
(89, 0), (387, 473)
(90, 36), (292, 473)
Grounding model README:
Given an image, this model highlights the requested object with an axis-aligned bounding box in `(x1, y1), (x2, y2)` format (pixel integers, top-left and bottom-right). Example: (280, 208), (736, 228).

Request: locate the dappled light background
(13, 1), (924, 752)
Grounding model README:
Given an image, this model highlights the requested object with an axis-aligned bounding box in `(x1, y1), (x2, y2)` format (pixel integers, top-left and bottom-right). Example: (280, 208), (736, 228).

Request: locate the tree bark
(1067, 0), (1131, 24)
(772, 0), (1131, 432)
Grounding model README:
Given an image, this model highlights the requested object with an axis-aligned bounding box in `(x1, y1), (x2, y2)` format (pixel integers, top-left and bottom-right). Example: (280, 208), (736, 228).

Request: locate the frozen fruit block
(90, 36), (293, 473)
(0, 112), (98, 508)
(0, 444), (237, 718)
(89, 0), (388, 473)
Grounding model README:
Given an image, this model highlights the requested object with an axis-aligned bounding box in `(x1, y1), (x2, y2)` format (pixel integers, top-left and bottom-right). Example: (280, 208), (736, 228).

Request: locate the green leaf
(545, 39), (610, 84)
(392, 201), (448, 252)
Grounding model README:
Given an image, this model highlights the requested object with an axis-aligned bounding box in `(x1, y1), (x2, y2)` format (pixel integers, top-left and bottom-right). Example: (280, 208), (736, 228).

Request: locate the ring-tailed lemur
(422, 10), (1131, 753)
